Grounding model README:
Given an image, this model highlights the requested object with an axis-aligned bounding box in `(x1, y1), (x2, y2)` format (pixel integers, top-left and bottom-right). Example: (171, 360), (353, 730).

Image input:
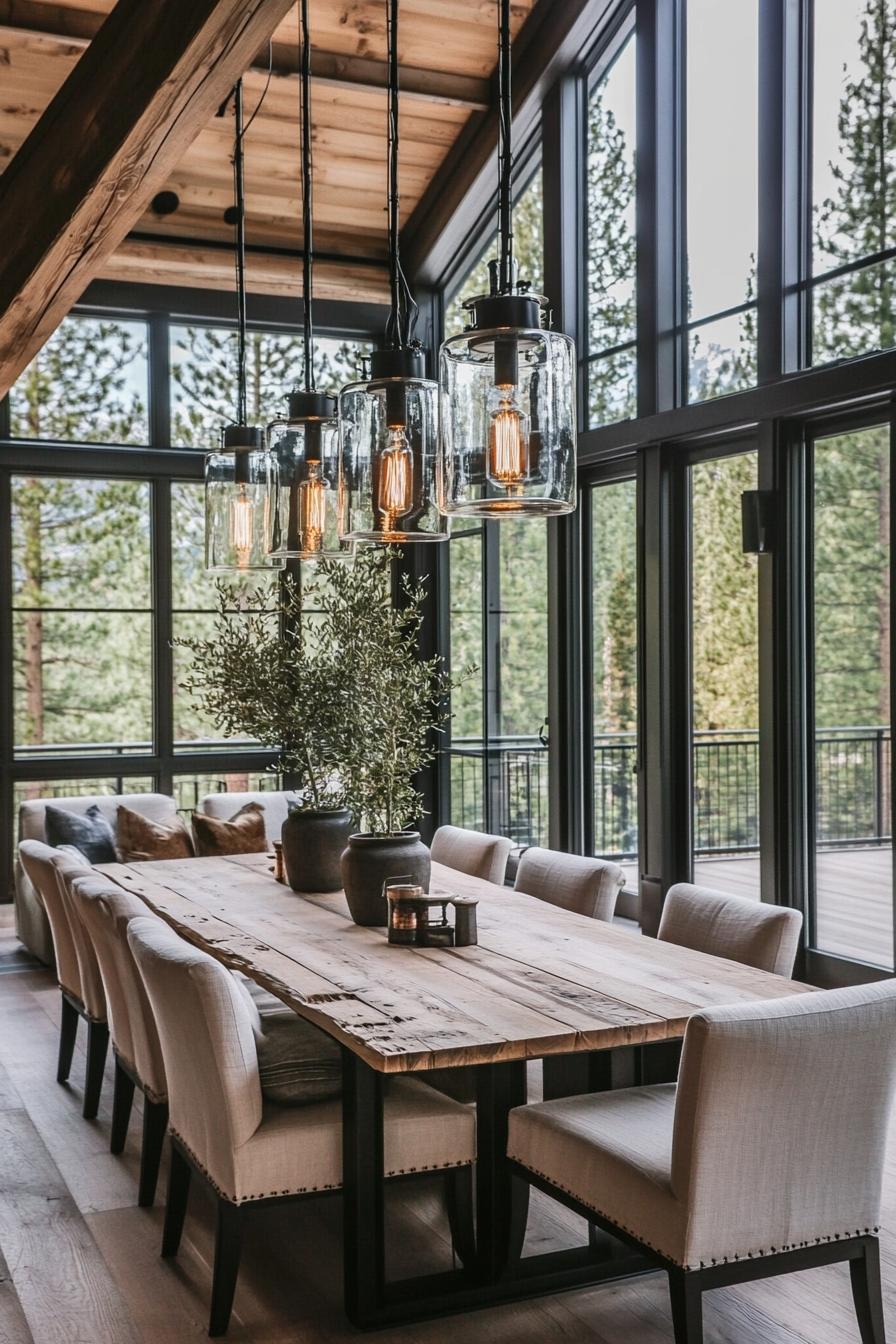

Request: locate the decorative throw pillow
(45, 803), (116, 864)
(191, 802), (268, 857)
(116, 804), (194, 863)
(235, 977), (342, 1106)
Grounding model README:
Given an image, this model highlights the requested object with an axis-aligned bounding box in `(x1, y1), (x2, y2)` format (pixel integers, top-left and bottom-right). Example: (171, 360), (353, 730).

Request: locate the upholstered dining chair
(127, 916), (476, 1337)
(514, 847), (626, 922)
(67, 876), (169, 1206)
(507, 981), (896, 1344)
(198, 791), (297, 845)
(17, 839), (109, 1118)
(658, 882), (803, 977)
(431, 824), (513, 886)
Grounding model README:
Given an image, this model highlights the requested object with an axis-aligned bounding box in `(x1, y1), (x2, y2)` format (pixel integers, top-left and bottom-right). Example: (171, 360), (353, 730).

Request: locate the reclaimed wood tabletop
(95, 852), (812, 1074)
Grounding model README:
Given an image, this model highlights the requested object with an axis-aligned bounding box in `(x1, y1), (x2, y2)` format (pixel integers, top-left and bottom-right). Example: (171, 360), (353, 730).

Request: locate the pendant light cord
(299, 0), (315, 392)
(497, 0), (514, 293)
(385, 0), (418, 349)
(232, 78), (249, 425)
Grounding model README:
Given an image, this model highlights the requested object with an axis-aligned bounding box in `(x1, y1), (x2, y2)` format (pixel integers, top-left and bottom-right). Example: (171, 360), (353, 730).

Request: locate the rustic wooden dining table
(96, 850), (812, 1328)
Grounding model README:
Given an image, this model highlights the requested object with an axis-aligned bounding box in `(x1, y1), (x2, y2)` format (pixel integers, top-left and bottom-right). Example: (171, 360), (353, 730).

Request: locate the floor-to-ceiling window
(443, 166), (551, 850)
(0, 298), (376, 893)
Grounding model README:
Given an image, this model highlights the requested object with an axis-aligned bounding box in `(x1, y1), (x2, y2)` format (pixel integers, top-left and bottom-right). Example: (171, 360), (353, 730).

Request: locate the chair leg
(110, 1059), (135, 1154)
(57, 994), (79, 1084)
(850, 1239), (886, 1344)
(161, 1144), (192, 1258)
(138, 1100), (169, 1209)
(445, 1166), (476, 1270)
(209, 1198), (243, 1337)
(83, 1020), (109, 1120)
(668, 1268), (703, 1344)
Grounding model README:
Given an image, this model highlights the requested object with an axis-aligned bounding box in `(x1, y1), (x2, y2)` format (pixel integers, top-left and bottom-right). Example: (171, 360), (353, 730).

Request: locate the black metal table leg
(542, 1045), (640, 1101)
(476, 1059), (529, 1283)
(342, 1048), (384, 1328)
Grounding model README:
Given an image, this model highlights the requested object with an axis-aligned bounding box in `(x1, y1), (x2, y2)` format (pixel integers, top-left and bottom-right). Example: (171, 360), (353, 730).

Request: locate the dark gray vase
(281, 808), (353, 893)
(340, 832), (431, 927)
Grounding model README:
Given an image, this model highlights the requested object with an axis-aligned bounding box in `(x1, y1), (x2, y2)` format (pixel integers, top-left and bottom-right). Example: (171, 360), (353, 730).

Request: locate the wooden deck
(622, 846), (894, 969)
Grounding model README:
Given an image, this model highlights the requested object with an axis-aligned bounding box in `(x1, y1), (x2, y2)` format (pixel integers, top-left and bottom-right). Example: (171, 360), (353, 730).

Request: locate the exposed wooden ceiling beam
(0, 0), (298, 397)
(0, 1), (489, 108)
(102, 235), (390, 304)
(401, 0), (623, 287)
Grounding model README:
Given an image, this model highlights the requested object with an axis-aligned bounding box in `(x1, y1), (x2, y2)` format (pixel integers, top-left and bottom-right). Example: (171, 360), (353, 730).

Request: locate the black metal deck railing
(450, 725), (892, 857)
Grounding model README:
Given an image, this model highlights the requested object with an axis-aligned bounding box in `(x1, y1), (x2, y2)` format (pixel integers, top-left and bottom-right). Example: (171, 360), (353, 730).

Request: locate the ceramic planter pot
(340, 831), (431, 926)
(281, 807), (353, 893)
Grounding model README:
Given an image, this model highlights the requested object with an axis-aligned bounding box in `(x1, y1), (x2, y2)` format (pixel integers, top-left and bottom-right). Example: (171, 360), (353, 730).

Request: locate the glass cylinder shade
(338, 373), (447, 543)
(439, 324), (577, 517)
(266, 409), (352, 562)
(205, 429), (282, 573)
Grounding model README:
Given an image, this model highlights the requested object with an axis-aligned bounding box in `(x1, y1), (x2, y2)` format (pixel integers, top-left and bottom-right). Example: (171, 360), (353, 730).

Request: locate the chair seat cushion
(192, 802), (268, 857)
(45, 803), (116, 864)
(183, 1074), (476, 1204)
(116, 804), (195, 863)
(508, 1084), (688, 1265)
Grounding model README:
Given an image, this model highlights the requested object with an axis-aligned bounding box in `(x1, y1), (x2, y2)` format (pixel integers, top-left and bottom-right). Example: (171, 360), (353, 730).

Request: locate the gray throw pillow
(45, 804), (116, 864)
(258, 1007), (342, 1106)
(246, 991), (342, 1106)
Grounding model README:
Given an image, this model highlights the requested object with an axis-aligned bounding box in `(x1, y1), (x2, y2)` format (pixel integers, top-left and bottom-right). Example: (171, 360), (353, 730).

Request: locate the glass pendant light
(438, 0), (576, 518)
(338, 0), (447, 544)
(205, 81), (280, 572)
(266, 0), (352, 563)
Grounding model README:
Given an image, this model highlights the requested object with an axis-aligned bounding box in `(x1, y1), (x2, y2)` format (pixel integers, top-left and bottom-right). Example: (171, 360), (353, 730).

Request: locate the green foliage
(814, 0), (896, 360)
(170, 326), (368, 447)
(176, 550), (462, 834)
(174, 577), (347, 808)
(304, 550), (459, 834)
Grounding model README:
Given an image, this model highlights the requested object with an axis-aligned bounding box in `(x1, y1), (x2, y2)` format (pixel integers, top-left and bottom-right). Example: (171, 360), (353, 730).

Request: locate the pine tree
(814, 0), (896, 361)
(586, 86), (636, 425)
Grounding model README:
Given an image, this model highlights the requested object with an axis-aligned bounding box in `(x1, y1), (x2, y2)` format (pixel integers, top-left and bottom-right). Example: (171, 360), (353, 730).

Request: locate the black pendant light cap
(222, 423), (265, 452)
(288, 390), (337, 421)
(471, 292), (542, 332)
(369, 346), (427, 381)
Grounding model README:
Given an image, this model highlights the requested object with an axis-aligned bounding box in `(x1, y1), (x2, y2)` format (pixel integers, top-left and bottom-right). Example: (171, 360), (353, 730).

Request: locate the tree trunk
(19, 482), (45, 745)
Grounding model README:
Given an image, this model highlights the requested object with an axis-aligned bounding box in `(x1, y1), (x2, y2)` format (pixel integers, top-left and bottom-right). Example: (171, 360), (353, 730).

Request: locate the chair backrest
(658, 882), (803, 977)
(199, 791), (296, 844)
(17, 792), (177, 844)
(514, 847), (625, 921)
(17, 839), (91, 1001)
(128, 917), (262, 1189)
(672, 982), (896, 1268)
(67, 877), (167, 1101)
(431, 825), (512, 885)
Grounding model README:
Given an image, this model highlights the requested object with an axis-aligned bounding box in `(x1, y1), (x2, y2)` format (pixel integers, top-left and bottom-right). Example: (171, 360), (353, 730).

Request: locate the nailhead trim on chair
(112, 1048), (167, 1106)
(509, 1152), (879, 1270)
(171, 1127), (472, 1205)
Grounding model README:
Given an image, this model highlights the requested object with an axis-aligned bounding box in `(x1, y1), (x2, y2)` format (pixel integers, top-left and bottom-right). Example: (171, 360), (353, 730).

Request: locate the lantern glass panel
(205, 448), (281, 572)
(266, 417), (351, 561)
(339, 376), (446, 542)
(439, 326), (576, 517)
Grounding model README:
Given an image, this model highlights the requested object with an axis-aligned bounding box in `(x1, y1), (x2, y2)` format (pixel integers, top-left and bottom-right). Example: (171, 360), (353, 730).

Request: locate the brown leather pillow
(116, 804), (194, 863)
(191, 802), (268, 857)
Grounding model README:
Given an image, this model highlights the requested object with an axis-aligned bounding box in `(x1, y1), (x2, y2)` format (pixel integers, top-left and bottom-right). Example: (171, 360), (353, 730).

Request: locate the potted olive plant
(176, 577), (352, 892)
(305, 549), (456, 926)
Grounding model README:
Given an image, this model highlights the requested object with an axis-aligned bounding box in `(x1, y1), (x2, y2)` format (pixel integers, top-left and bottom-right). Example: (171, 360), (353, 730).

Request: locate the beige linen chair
(431, 824), (513, 885)
(658, 882), (803, 977)
(17, 839), (109, 1118)
(507, 981), (896, 1344)
(127, 916), (476, 1336)
(514, 847), (625, 922)
(199, 791), (297, 845)
(67, 876), (169, 1206)
(14, 792), (178, 963)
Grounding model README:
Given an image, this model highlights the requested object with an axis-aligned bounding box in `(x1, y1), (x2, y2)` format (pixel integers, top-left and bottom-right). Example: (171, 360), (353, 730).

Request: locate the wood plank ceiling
(0, 0), (537, 306)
